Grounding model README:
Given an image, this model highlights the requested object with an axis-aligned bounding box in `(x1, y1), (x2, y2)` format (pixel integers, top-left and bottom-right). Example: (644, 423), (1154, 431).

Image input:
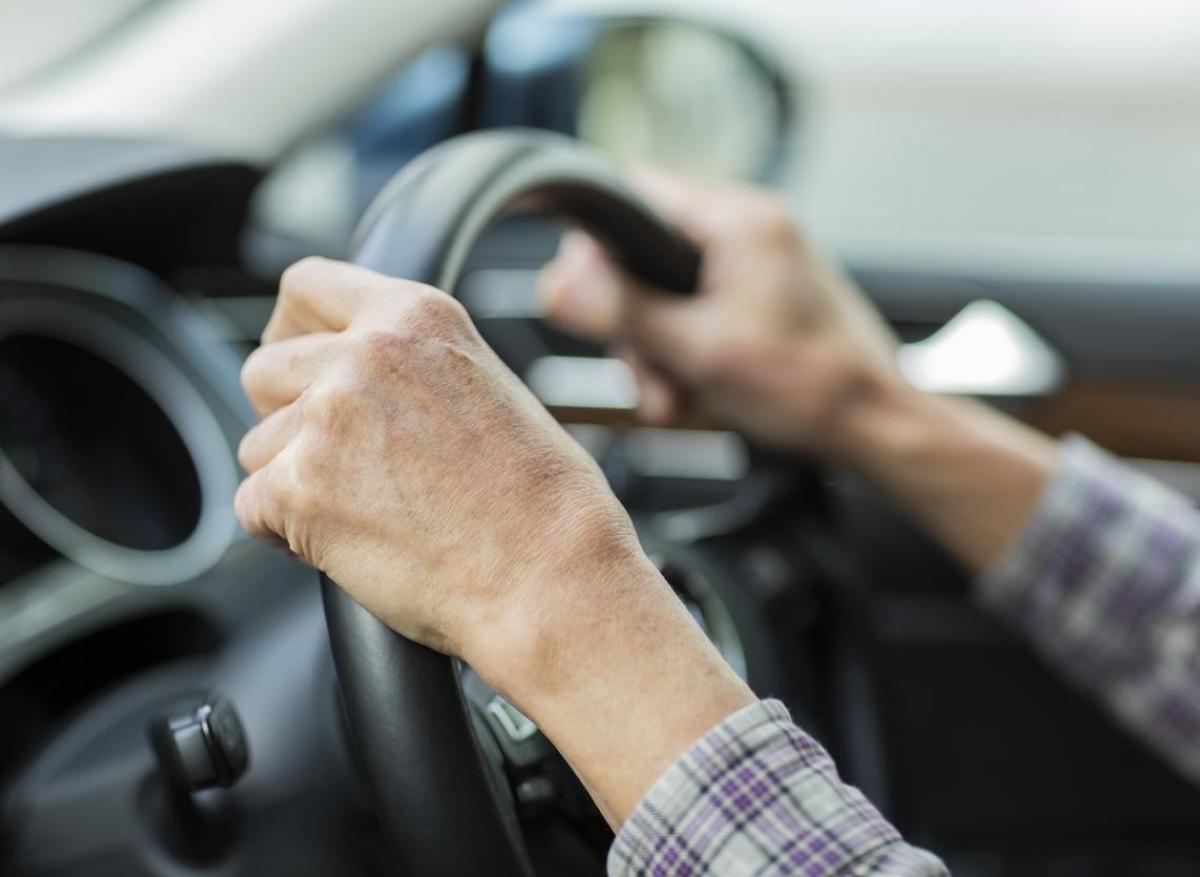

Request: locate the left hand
(236, 256), (754, 823)
(235, 256), (649, 673)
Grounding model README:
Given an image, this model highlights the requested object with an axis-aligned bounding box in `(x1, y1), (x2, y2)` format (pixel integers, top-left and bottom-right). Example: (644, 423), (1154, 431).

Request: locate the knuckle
(747, 197), (800, 245)
(279, 255), (327, 295)
(355, 328), (413, 374)
(399, 289), (469, 337)
(271, 453), (310, 513)
(302, 380), (356, 428)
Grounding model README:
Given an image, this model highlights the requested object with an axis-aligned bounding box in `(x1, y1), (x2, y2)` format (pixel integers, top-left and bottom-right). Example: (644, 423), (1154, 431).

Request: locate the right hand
(538, 173), (902, 459)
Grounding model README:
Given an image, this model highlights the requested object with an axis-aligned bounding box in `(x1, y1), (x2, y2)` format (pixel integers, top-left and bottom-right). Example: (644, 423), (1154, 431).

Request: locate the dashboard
(0, 140), (391, 875)
(0, 140), (268, 771)
(0, 332), (201, 553)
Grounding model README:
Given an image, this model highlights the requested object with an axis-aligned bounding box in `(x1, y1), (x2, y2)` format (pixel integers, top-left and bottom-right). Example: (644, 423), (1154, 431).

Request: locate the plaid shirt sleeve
(607, 699), (947, 876)
(610, 434), (1200, 875)
(978, 434), (1200, 782)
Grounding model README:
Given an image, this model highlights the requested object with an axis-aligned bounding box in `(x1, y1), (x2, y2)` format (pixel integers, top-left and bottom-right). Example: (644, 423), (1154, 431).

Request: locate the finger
(234, 465), (280, 543)
(616, 282), (717, 385)
(262, 257), (385, 344)
(238, 402), (301, 473)
(539, 232), (626, 340)
(242, 331), (339, 417)
(620, 347), (682, 426)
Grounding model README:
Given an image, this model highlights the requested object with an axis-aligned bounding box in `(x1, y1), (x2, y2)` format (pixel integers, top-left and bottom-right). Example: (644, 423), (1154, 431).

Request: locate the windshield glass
(2, 0), (1198, 278)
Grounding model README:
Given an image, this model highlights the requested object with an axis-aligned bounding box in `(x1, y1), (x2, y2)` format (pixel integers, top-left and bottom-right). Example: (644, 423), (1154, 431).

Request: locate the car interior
(2, 1), (1200, 875)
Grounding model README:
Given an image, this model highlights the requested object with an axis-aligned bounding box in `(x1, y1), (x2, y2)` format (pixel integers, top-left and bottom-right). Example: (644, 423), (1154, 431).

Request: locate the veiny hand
(235, 257), (755, 823)
(235, 257), (649, 672)
(539, 173), (901, 458)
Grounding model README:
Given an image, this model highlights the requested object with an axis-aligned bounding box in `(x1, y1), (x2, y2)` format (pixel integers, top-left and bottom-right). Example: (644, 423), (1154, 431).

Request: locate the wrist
(467, 534), (756, 823)
(466, 532), (657, 703)
(833, 378), (1053, 483)
(813, 360), (917, 466)
(830, 379), (1059, 571)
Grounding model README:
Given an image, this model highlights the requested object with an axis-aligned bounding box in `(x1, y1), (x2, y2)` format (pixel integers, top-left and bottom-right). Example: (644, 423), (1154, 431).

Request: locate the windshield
(2, 0), (1198, 279)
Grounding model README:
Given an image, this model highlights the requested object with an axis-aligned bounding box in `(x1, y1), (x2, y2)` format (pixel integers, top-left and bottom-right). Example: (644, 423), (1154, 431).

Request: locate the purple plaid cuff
(978, 435), (1200, 781)
(608, 435), (1200, 875)
(608, 699), (947, 876)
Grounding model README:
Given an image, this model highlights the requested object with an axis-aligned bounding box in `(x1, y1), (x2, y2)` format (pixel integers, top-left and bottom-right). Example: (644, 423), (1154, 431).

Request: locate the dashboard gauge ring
(0, 298), (238, 585)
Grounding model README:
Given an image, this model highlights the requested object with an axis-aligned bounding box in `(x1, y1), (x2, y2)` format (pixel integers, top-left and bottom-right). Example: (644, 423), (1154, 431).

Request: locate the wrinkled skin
(235, 171), (1057, 828)
(235, 253), (757, 823)
(236, 257), (646, 666)
(232, 170), (943, 831)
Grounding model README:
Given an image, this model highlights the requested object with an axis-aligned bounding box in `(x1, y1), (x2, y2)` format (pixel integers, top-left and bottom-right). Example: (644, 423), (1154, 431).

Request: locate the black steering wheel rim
(321, 129), (700, 875)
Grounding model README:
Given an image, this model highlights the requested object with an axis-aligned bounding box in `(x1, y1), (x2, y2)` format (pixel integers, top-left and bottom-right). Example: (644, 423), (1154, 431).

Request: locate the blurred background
(3, 0), (1199, 274)
(2, 2), (1200, 875)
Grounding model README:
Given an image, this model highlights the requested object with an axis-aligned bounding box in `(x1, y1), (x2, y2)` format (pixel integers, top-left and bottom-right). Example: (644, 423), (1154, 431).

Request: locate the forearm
(838, 379), (1200, 781)
(473, 550), (757, 825)
(835, 378), (1058, 573)
(484, 381), (1055, 829)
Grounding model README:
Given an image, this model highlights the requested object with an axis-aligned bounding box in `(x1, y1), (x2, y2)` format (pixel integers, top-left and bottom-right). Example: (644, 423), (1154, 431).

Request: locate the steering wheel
(321, 129), (701, 875)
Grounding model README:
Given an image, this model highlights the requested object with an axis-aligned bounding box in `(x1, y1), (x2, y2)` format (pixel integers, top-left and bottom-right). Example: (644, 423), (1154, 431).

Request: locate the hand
(542, 173), (1056, 572)
(236, 257), (646, 668)
(236, 257), (754, 822)
(539, 173), (901, 459)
